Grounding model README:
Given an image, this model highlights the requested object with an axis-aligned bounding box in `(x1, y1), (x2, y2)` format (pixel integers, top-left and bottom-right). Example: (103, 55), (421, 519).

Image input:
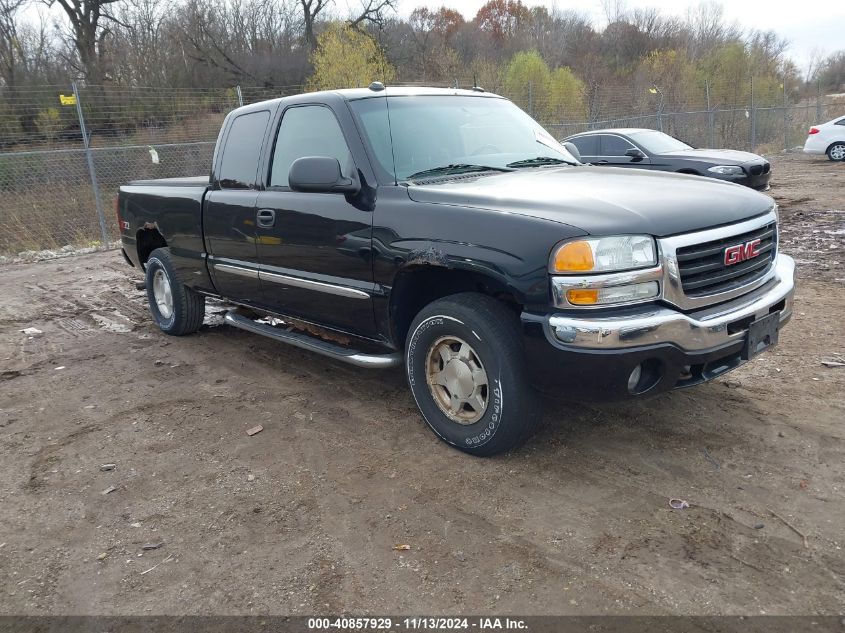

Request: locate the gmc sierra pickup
(118, 85), (795, 456)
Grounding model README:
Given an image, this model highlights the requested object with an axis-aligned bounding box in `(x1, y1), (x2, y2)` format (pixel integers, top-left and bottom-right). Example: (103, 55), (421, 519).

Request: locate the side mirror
(562, 141), (582, 163)
(625, 147), (646, 160)
(289, 156), (360, 194)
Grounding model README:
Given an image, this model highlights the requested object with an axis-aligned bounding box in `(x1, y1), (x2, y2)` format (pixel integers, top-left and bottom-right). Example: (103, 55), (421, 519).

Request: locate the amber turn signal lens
(553, 240), (595, 272)
(567, 289), (599, 305)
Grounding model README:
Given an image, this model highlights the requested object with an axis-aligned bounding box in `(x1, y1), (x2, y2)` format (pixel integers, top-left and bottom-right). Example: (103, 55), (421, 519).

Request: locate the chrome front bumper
(546, 254), (795, 352)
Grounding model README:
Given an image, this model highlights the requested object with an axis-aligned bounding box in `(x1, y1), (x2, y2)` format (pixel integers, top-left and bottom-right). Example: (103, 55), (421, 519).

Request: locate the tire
(145, 247), (205, 336)
(827, 142), (845, 162)
(405, 292), (541, 456)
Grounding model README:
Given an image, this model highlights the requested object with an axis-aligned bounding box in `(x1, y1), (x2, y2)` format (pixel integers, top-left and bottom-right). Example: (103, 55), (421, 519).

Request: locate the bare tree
(347, 0), (394, 31)
(45, 0), (127, 81)
(684, 0), (740, 58)
(109, 0), (171, 85)
(300, 0), (329, 50)
(0, 0), (28, 86)
(174, 0), (305, 86)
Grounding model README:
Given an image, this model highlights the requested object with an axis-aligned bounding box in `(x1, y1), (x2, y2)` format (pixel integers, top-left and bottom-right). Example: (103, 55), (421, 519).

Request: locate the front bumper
(521, 254), (795, 400)
(710, 171), (770, 191)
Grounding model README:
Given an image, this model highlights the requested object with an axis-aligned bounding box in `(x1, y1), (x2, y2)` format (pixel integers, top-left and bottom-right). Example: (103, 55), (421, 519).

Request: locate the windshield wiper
(406, 164), (514, 181)
(506, 156), (577, 168)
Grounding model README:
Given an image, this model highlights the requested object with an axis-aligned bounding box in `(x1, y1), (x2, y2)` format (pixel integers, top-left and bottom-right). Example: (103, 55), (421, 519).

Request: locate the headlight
(550, 235), (657, 274)
(707, 165), (744, 175)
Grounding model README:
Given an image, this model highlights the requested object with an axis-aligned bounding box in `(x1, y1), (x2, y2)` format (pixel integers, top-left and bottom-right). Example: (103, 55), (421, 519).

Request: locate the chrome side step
(223, 311), (402, 369)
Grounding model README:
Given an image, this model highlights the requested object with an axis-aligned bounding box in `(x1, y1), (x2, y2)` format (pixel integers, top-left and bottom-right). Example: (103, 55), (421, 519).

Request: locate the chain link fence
(0, 80), (840, 258)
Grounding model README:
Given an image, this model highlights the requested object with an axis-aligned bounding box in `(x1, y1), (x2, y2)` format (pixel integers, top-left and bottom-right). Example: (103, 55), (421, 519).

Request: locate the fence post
(783, 77), (788, 151)
(236, 85), (244, 107)
(528, 81), (533, 117)
(72, 82), (108, 245)
(750, 75), (756, 151)
(705, 78), (714, 148)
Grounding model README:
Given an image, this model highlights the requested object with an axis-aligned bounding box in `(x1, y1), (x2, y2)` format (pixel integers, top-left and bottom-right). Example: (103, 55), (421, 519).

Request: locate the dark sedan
(563, 128), (771, 190)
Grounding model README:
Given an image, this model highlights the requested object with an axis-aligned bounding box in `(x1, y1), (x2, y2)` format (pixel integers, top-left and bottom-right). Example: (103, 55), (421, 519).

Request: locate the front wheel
(405, 293), (541, 456)
(827, 142), (845, 161)
(145, 247), (205, 336)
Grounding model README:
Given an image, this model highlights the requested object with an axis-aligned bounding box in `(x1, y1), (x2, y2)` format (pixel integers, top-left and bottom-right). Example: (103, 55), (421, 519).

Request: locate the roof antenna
(369, 81), (385, 92)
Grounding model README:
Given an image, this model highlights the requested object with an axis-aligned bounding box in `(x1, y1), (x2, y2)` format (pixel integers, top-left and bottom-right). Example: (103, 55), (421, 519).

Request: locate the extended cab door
(252, 100), (377, 336)
(204, 108), (271, 302)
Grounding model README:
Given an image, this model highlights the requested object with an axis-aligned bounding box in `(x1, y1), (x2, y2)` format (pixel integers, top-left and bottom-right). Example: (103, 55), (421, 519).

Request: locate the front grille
(676, 221), (777, 297)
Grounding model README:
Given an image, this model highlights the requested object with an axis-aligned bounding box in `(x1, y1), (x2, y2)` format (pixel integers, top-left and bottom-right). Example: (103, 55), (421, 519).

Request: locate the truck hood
(656, 148), (765, 165)
(406, 166), (774, 237)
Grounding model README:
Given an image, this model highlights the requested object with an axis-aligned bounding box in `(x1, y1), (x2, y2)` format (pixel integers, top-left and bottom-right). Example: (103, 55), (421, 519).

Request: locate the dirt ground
(0, 153), (843, 616)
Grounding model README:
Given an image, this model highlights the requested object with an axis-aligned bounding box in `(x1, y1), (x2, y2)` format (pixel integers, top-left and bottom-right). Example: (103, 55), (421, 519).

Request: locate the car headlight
(550, 235), (657, 274)
(707, 165), (744, 175)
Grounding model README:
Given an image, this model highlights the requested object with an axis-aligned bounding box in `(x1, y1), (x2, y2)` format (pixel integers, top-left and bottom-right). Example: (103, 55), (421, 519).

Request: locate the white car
(803, 115), (845, 161)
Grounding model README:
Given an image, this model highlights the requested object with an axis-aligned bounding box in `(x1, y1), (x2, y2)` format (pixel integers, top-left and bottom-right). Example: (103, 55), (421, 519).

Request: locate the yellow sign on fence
(59, 94), (77, 106)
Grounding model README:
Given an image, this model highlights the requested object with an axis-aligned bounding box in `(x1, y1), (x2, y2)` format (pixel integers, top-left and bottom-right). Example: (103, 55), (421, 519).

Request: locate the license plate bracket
(742, 311), (780, 360)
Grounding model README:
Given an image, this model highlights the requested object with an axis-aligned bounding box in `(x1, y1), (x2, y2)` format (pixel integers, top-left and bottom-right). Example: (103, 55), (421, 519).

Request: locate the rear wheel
(405, 292), (541, 456)
(827, 142), (845, 161)
(145, 247), (205, 336)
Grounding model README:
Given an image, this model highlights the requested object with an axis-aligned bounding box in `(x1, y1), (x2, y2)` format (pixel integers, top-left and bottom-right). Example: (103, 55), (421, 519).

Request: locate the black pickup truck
(118, 85), (795, 456)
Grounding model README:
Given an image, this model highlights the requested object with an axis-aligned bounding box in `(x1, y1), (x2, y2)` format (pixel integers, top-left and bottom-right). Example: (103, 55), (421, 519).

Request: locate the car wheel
(405, 292), (541, 456)
(145, 247), (205, 336)
(827, 142), (845, 161)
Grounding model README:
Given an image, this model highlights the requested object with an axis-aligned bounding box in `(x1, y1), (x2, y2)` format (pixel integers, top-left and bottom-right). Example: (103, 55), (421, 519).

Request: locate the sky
(405, 0), (845, 72)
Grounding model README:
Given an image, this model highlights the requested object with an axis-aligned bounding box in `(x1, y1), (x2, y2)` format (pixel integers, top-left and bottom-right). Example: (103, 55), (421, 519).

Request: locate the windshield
(628, 130), (693, 154)
(349, 95), (578, 182)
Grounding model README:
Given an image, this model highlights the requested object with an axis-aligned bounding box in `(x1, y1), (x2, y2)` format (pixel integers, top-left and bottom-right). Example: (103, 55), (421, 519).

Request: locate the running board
(223, 311), (402, 369)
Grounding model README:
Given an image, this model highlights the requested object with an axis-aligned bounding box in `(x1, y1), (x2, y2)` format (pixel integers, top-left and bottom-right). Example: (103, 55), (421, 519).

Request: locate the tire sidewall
(406, 313), (507, 452)
(145, 254), (177, 332)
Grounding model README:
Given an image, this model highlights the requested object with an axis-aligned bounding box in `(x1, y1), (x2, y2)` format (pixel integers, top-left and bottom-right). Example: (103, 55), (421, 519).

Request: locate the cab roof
(232, 86), (504, 115)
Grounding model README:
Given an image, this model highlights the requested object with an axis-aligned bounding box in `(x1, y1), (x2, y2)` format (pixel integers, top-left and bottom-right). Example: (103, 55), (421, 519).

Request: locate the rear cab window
(218, 110), (271, 189)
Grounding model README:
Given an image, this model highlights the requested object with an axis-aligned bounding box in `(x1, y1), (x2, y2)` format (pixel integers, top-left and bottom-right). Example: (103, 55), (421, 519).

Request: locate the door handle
(257, 208), (275, 228)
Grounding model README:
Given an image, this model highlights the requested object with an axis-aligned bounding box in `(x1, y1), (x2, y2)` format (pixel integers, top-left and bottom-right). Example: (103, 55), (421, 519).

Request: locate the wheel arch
(136, 226), (168, 269)
(389, 263), (523, 350)
(826, 140), (845, 155)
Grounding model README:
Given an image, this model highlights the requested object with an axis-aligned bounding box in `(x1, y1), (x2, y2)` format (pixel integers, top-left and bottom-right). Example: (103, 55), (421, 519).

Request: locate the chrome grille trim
(675, 221), (777, 295)
(658, 208), (779, 310)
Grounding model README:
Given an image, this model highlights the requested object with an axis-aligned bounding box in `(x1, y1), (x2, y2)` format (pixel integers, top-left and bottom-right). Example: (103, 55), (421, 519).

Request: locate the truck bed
(118, 176), (214, 293)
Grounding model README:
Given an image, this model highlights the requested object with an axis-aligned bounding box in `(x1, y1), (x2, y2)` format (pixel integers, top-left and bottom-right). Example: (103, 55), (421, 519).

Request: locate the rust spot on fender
(406, 246), (449, 268)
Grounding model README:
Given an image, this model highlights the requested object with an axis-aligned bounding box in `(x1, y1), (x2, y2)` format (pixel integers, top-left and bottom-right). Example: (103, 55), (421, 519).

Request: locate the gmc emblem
(724, 239), (762, 266)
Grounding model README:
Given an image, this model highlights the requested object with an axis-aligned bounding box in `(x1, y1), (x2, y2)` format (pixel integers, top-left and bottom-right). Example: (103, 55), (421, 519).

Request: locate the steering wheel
(471, 144), (501, 156)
